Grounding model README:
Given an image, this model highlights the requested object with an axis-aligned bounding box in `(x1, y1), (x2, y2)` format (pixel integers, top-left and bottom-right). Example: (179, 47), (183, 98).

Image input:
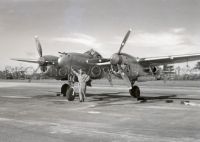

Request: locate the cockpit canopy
(84, 49), (102, 59)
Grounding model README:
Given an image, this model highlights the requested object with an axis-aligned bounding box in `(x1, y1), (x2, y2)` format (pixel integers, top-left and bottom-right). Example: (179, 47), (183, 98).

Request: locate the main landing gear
(60, 69), (89, 102)
(129, 85), (140, 98)
(61, 83), (75, 101)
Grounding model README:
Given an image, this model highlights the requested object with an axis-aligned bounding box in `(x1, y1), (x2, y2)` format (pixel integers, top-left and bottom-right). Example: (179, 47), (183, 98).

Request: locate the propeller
(103, 67), (113, 86)
(110, 29), (132, 65)
(85, 29), (133, 87)
(110, 29), (132, 88)
(34, 36), (48, 66)
(28, 66), (40, 82)
(35, 36), (42, 57)
(106, 72), (113, 86)
(33, 36), (52, 73)
(117, 64), (131, 88)
(11, 36), (53, 76)
(11, 36), (46, 65)
(86, 29), (132, 65)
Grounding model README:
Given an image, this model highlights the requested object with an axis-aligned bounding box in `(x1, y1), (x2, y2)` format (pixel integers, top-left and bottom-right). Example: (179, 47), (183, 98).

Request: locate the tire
(61, 84), (69, 97)
(66, 87), (75, 101)
(129, 85), (140, 98)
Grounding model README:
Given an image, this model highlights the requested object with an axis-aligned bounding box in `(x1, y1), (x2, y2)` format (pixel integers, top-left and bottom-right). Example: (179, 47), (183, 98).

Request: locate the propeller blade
(29, 66), (40, 82)
(106, 71), (113, 86)
(11, 58), (39, 63)
(117, 64), (131, 88)
(33, 66), (40, 75)
(118, 29), (132, 54)
(35, 36), (42, 57)
(120, 72), (132, 88)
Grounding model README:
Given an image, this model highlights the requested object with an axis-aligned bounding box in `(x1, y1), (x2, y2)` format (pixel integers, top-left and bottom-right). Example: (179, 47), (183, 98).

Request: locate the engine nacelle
(151, 66), (159, 75)
(43, 66), (57, 77)
(40, 66), (47, 72)
(89, 65), (102, 79)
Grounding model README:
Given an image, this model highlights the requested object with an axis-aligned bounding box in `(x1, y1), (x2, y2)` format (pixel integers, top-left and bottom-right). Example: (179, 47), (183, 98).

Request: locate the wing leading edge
(139, 53), (200, 66)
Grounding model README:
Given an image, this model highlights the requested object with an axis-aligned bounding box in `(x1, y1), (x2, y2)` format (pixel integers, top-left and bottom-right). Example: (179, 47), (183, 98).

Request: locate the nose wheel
(129, 85), (140, 98)
(61, 84), (75, 101)
(61, 84), (69, 97)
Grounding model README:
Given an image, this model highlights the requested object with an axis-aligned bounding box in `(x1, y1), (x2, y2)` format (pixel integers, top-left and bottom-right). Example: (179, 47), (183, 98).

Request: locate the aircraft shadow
(138, 95), (177, 101)
(86, 92), (200, 106)
(138, 95), (200, 101)
(36, 91), (200, 106)
(86, 92), (134, 105)
(86, 93), (176, 106)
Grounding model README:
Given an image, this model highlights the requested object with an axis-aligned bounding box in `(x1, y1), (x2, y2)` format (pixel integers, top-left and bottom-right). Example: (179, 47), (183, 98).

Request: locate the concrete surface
(0, 80), (200, 142)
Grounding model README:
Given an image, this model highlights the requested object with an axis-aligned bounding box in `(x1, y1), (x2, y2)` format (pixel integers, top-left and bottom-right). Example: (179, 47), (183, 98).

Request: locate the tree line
(0, 66), (36, 80)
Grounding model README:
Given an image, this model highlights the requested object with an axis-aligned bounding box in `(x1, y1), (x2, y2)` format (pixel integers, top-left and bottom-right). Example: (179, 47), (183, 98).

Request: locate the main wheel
(129, 85), (140, 98)
(61, 84), (69, 97)
(66, 87), (75, 101)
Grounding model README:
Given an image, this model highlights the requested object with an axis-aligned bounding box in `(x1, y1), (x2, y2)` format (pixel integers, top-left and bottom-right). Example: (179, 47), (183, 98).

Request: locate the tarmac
(0, 80), (200, 142)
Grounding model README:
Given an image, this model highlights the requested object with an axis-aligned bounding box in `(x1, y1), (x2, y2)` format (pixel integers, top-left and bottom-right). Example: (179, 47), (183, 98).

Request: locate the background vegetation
(0, 62), (200, 80)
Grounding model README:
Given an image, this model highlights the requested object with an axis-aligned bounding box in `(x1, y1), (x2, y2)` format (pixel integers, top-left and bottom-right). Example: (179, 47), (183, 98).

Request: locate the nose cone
(110, 53), (122, 65)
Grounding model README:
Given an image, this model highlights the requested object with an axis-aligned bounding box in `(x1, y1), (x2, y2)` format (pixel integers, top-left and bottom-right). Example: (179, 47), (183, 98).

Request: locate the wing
(11, 58), (39, 63)
(138, 53), (200, 66)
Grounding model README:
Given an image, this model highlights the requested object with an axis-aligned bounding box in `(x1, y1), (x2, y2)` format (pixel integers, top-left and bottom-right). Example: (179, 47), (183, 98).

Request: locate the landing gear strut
(61, 84), (75, 101)
(129, 85), (140, 98)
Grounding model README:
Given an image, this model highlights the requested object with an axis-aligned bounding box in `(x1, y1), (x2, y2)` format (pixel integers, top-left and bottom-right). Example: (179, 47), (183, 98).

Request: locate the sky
(0, 0), (200, 70)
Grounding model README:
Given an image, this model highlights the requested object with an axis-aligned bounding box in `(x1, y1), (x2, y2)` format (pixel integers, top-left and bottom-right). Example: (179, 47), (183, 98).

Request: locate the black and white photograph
(0, 0), (200, 141)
